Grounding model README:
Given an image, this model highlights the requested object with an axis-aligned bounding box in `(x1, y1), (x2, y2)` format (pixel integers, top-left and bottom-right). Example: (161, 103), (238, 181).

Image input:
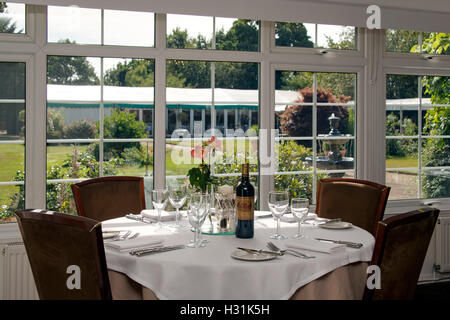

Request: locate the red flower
(191, 145), (207, 159)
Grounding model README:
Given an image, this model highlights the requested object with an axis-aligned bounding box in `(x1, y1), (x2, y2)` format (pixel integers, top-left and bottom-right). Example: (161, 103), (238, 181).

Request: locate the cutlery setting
(129, 244), (185, 257)
(314, 238), (363, 248)
(266, 241), (315, 259)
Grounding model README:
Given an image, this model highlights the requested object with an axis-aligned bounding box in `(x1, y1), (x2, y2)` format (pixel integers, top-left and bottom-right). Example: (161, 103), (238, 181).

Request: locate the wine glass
(268, 191), (289, 240)
(151, 189), (168, 226)
(291, 198), (309, 239)
(186, 194), (208, 248)
(197, 194), (211, 244)
(168, 184), (187, 228)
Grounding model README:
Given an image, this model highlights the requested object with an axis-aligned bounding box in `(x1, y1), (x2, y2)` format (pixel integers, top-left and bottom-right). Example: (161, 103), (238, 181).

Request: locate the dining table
(102, 211), (375, 300)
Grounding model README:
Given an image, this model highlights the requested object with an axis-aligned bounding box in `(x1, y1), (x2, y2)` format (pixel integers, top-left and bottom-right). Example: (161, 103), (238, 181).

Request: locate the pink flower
(191, 145), (207, 159)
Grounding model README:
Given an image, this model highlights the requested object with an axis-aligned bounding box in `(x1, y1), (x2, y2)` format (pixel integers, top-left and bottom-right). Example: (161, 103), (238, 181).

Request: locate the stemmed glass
(186, 193), (209, 248)
(168, 184), (187, 228)
(151, 189), (168, 227)
(291, 198), (309, 239)
(268, 191), (289, 240)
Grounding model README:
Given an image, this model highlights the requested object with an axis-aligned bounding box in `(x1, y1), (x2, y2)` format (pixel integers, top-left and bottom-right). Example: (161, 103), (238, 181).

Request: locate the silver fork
(112, 230), (132, 241)
(267, 241), (315, 259)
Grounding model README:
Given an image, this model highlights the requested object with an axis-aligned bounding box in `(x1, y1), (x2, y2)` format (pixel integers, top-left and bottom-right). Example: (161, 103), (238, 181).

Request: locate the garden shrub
(64, 119), (97, 139)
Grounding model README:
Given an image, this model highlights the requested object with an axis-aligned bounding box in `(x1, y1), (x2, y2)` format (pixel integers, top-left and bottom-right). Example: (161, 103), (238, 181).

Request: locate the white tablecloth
(102, 212), (375, 300)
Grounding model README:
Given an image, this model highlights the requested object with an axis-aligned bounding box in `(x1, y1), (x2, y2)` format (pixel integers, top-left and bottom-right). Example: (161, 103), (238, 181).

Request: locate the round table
(102, 212), (375, 300)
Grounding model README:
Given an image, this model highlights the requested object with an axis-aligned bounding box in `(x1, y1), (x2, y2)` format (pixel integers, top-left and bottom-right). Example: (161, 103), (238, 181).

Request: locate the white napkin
(141, 209), (177, 222)
(285, 237), (345, 254)
(105, 235), (164, 252)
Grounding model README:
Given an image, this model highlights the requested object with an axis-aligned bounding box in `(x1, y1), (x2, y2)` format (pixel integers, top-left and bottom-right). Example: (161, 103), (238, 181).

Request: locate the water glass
(168, 184), (187, 228)
(291, 198), (309, 239)
(151, 189), (168, 226)
(186, 193), (209, 248)
(268, 191), (289, 240)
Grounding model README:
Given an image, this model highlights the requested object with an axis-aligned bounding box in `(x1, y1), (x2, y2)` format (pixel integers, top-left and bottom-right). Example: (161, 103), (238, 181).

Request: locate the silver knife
(237, 247), (283, 256)
(126, 214), (156, 224)
(130, 245), (185, 256)
(314, 238), (363, 248)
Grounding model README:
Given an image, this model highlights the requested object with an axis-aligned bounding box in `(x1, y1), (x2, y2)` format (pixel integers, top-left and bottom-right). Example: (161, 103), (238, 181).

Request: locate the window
(166, 60), (259, 199)
(386, 74), (450, 200)
(0, 62), (25, 223)
(167, 14), (259, 51)
(48, 6), (155, 47)
(275, 22), (356, 50)
(46, 56), (154, 212)
(386, 30), (450, 55)
(274, 70), (356, 202)
(0, 2), (25, 34)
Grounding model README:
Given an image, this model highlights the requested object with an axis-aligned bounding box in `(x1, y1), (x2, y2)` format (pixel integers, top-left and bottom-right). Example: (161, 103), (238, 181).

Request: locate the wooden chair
(15, 209), (112, 300)
(71, 176), (146, 222)
(316, 178), (390, 235)
(363, 207), (439, 300)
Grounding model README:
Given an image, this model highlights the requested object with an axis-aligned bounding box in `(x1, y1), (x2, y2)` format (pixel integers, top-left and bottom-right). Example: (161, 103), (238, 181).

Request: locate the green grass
(386, 156), (418, 169)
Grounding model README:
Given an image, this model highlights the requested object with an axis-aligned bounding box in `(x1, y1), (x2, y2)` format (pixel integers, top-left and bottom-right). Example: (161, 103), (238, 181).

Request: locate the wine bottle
(235, 163), (255, 238)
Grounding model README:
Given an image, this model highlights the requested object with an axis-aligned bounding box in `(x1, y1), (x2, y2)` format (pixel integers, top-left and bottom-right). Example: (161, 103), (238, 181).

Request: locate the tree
(278, 87), (350, 142)
(275, 22), (314, 48)
(416, 32), (450, 198)
(0, 2), (22, 33)
(47, 40), (99, 85)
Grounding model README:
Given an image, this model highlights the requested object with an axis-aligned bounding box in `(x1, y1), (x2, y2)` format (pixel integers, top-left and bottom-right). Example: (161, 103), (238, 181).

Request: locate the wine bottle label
(236, 196), (254, 220)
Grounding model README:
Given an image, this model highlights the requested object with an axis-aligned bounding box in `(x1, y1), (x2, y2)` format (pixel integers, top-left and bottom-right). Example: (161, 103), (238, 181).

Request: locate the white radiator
(1, 242), (38, 300)
(435, 217), (450, 273)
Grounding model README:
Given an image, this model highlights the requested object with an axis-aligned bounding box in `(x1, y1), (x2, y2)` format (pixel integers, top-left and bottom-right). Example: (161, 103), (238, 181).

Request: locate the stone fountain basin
(305, 156), (354, 170)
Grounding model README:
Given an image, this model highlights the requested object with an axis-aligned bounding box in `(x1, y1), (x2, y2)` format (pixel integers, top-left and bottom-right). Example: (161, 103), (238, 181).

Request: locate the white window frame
(1, 5), (450, 235)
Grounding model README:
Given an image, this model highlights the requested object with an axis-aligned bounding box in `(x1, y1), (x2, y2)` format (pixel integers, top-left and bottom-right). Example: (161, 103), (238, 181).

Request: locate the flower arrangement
(187, 136), (222, 193)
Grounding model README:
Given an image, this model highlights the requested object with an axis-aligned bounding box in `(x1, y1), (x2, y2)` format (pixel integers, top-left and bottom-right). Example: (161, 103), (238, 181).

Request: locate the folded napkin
(105, 235), (164, 252)
(141, 209), (177, 222)
(285, 237), (345, 254)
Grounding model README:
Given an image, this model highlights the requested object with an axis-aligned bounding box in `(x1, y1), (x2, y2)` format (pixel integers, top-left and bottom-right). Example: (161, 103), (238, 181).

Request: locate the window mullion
(153, 13), (166, 189)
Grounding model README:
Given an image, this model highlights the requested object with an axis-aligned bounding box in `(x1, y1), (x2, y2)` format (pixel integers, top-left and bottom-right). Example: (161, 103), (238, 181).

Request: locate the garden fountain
(306, 113), (354, 177)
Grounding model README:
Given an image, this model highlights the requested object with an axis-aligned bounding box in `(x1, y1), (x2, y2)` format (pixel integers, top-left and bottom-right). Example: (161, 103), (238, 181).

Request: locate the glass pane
(386, 30), (421, 53)
(0, 62), (25, 99)
(0, 143), (24, 181)
(316, 24), (356, 50)
(47, 56), (100, 140)
(274, 174), (313, 202)
(47, 144), (100, 179)
(275, 140), (313, 173)
(167, 14), (212, 49)
(275, 22), (314, 48)
(103, 141), (153, 177)
(46, 182), (76, 214)
(1, 185), (24, 223)
(0, 2), (25, 34)
(48, 6), (101, 45)
(103, 58), (154, 139)
(104, 10), (154, 47)
(167, 14), (259, 51)
(275, 71), (313, 138)
(422, 137), (450, 199)
(385, 170), (419, 200)
(275, 22), (355, 50)
(387, 30), (449, 55)
(215, 18), (259, 52)
(317, 72), (356, 100)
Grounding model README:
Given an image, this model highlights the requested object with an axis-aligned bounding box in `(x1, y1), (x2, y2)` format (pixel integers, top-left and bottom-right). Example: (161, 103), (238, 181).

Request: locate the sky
(2, 3), (348, 77)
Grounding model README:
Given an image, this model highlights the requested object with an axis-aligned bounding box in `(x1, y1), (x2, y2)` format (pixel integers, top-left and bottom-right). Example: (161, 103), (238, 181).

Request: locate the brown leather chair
(71, 176), (146, 222)
(316, 178), (390, 235)
(363, 207), (439, 300)
(15, 209), (112, 300)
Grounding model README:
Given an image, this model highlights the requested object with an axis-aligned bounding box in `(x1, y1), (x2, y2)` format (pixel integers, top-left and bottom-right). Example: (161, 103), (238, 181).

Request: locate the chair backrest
(71, 176), (146, 222)
(363, 207), (439, 300)
(316, 178), (390, 235)
(15, 209), (112, 300)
